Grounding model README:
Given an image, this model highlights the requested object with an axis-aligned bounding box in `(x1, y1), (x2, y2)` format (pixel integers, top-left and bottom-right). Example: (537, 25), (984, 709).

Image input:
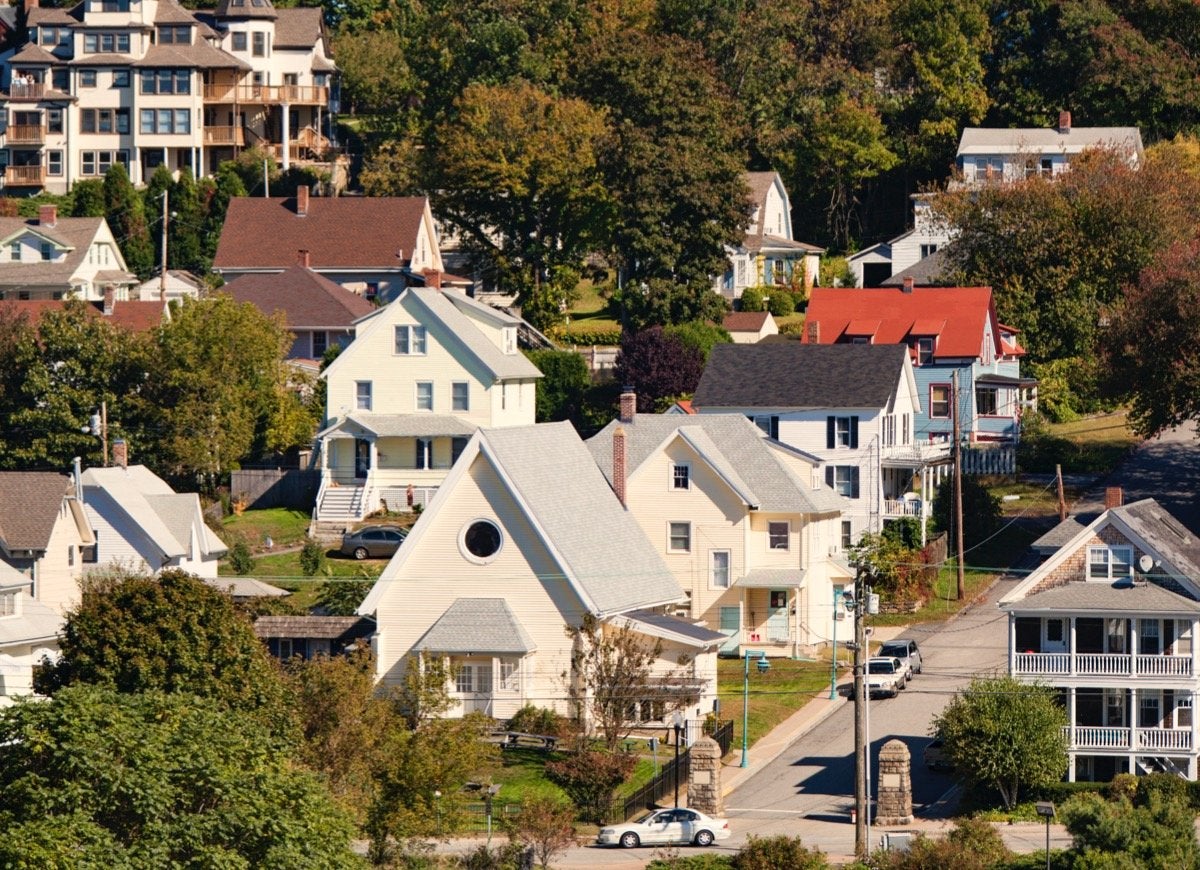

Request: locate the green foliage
(870, 817), (1010, 870)
(610, 277), (730, 332)
(545, 749), (635, 824)
(505, 794), (578, 868)
(550, 326), (623, 347)
(525, 349), (591, 424)
(507, 704), (569, 739)
(850, 530), (932, 603)
(613, 327), (706, 414)
(766, 290), (799, 317)
(933, 676), (1068, 810)
(230, 539), (255, 574)
(299, 535), (327, 576)
(459, 841), (532, 870)
(316, 578), (374, 616)
(334, 30), (417, 115)
(932, 475), (1001, 550)
(664, 320), (733, 362)
(739, 287), (765, 312)
(1063, 791), (1200, 870)
(646, 856), (734, 870)
(0, 686), (360, 868)
(103, 162), (154, 279)
(730, 835), (829, 870)
(70, 179), (106, 217)
(37, 569), (289, 725)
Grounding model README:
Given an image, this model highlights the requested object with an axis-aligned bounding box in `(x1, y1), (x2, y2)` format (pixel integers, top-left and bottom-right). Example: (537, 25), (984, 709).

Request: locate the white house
(357, 422), (724, 724)
(587, 396), (851, 658)
(1001, 492), (1200, 782)
(0, 205), (135, 301)
(0, 469), (95, 704)
(313, 286), (542, 526)
(848, 196), (954, 288)
(692, 342), (947, 546)
(81, 458), (227, 578)
(717, 171), (824, 301)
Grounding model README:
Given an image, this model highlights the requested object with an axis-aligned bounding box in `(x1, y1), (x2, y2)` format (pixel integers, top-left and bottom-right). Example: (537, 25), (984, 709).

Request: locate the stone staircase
(310, 484), (365, 541)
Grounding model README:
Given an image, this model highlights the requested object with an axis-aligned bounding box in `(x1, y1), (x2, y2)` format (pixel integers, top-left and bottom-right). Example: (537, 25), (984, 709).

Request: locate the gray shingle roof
(740, 568), (808, 588)
(1113, 499), (1200, 579)
(622, 610), (726, 645)
(254, 615), (373, 639)
(693, 343), (909, 410)
(0, 216), (121, 289)
(958, 126), (1143, 157)
(0, 472), (71, 552)
(587, 414), (845, 515)
(416, 598), (536, 654)
(317, 413), (478, 440)
(274, 7), (324, 48)
(0, 594), (62, 646)
(407, 288), (542, 382)
(882, 247), (953, 287)
(1001, 580), (1200, 614)
(480, 422), (686, 616)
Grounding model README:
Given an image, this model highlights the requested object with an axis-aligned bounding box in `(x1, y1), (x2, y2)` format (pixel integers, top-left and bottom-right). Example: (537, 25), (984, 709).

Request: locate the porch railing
(4, 165), (44, 185)
(1138, 727), (1193, 751)
(1137, 655), (1192, 677)
(1070, 726), (1130, 750)
(1067, 726), (1193, 752)
(1013, 652), (1069, 675)
(883, 498), (923, 518)
(202, 83), (329, 105)
(5, 124), (45, 144)
(1017, 652), (1192, 678)
(1077, 653), (1130, 676)
(202, 125), (244, 146)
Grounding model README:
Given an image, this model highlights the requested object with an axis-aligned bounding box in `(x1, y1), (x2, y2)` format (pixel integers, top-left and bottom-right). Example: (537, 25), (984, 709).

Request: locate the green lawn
(1021, 409), (1140, 474)
(717, 656), (833, 752)
(220, 549), (386, 579)
(221, 508), (312, 551)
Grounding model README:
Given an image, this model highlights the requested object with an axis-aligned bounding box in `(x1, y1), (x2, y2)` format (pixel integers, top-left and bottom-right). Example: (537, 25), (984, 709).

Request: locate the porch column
(1067, 687), (1076, 780)
(1192, 619), (1198, 677)
(281, 102), (291, 171)
(1129, 686), (1137, 752)
(1130, 619), (1138, 677)
(920, 466), (929, 547)
(1008, 613), (1016, 674)
(1069, 617), (1076, 676)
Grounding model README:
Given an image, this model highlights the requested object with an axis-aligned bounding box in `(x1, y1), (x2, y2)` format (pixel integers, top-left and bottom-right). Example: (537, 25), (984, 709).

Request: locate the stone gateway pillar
(875, 739), (913, 825)
(687, 736), (723, 817)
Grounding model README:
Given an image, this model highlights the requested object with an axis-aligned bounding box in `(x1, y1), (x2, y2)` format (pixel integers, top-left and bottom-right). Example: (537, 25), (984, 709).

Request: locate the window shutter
(825, 466), (834, 488)
(850, 416), (859, 449)
(850, 467), (860, 499)
(770, 416), (779, 439)
(415, 440), (425, 470)
(826, 416), (835, 449)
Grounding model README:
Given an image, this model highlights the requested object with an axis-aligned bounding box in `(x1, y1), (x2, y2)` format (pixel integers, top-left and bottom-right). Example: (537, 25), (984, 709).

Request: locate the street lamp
(740, 650), (769, 768)
(434, 789), (442, 837)
(672, 711), (684, 807)
(1036, 801), (1055, 870)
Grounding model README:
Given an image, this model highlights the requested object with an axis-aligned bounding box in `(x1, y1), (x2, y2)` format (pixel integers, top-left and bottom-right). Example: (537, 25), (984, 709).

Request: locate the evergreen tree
(70, 179), (105, 217)
(143, 164), (173, 278)
(102, 163), (154, 279)
(169, 168), (205, 274)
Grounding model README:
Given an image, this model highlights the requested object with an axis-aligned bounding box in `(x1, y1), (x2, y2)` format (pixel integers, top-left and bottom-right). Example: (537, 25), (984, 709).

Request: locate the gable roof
(0, 594), (63, 647)
(214, 0), (278, 19)
(274, 7), (325, 48)
(723, 311), (772, 332)
(360, 422), (686, 619)
(81, 465), (226, 561)
(0, 216), (129, 288)
(804, 286), (999, 359)
(253, 615), (374, 639)
(958, 125), (1143, 159)
(212, 196), (431, 272)
(587, 414), (845, 515)
(222, 265), (376, 329)
(416, 598), (536, 654)
(0, 472), (72, 552)
(0, 299), (164, 332)
(882, 247), (953, 287)
(693, 342), (911, 410)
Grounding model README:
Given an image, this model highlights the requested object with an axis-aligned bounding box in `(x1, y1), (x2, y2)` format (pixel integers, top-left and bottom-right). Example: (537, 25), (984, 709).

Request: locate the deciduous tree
(612, 326), (705, 413)
(1064, 791), (1200, 870)
(526, 349), (591, 424)
(933, 676), (1067, 810)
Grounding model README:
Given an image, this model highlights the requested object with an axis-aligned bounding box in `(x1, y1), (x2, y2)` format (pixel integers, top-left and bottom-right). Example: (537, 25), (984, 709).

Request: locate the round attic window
(461, 519), (503, 563)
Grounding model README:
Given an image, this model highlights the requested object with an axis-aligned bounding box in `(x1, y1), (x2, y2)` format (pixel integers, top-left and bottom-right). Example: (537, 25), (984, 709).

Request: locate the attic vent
(1160, 514), (1189, 541)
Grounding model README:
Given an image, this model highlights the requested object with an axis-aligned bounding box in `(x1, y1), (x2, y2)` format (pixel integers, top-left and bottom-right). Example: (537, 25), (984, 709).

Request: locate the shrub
(739, 287), (765, 312)
(647, 855), (734, 869)
(229, 540), (254, 575)
(459, 841), (530, 870)
(545, 749), (635, 824)
(932, 476), (1001, 550)
(766, 291), (797, 317)
(731, 835), (828, 869)
(508, 704), (569, 738)
(316, 578), (374, 616)
(872, 817), (1010, 869)
(551, 325), (623, 347)
(299, 535), (327, 576)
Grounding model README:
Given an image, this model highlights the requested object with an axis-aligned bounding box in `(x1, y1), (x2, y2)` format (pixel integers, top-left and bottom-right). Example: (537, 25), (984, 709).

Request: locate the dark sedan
(340, 525), (408, 560)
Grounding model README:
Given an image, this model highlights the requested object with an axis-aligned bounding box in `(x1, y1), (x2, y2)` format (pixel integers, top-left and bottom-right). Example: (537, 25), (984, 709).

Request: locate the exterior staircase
(310, 484), (365, 541)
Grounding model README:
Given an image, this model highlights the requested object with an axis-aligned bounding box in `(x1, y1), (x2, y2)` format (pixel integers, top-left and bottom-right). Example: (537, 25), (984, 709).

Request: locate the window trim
(1088, 546), (1133, 582)
(451, 381), (469, 412)
(929, 384), (951, 418)
(415, 381), (433, 411)
(667, 521), (691, 553)
(976, 385), (1000, 417)
(355, 380), (372, 411)
(825, 465), (860, 499)
(710, 549), (731, 589)
(671, 462), (691, 491)
(768, 521), (790, 551)
(393, 324), (427, 356)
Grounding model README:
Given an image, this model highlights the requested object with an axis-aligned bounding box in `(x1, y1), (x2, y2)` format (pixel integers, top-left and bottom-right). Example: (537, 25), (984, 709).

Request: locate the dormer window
(41, 242), (52, 261)
(158, 25), (190, 44)
(84, 32), (131, 53)
(99, 0), (131, 11)
(915, 337), (934, 365)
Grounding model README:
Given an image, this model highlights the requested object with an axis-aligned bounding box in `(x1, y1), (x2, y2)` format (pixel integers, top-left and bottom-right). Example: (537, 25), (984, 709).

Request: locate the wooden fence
(961, 445), (1016, 475)
(230, 468), (320, 510)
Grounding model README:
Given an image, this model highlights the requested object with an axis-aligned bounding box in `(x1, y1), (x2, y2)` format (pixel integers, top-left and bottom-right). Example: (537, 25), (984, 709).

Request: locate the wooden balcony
(5, 124), (45, 145)
(202, 125), (244, 146)
(5, 82), (49, 101)
(4, 165), (45, 186)
(1014, 651), (1193, 678)
(203, 83), (329, 106)
(1068, 725), (1193, 752)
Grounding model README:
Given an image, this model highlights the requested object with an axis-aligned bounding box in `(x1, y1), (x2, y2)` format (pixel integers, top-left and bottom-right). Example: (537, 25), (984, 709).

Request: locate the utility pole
(100, 400), (108, 467)
(952, 370), (965, 599)
(159, 189), (169, 301)
(263, 157), (270, 197)
(1056, 463), (1067, 522)
(853, 569), (868, 859)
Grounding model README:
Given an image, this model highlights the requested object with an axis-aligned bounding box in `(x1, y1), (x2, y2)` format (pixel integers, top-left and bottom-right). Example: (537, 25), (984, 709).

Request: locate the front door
(1043, 618), (1067, 653)
(719, 606), (741, 656)
(767, 590), (789, 643)
(354, 438), (370, 479)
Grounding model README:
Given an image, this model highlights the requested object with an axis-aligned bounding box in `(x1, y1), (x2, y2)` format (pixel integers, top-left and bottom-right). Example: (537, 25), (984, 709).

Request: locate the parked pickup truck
(866, 656), (906, 698)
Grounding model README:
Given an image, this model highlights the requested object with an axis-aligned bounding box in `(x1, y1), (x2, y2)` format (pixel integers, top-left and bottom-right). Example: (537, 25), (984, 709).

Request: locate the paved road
(722, 576), (1015, 862)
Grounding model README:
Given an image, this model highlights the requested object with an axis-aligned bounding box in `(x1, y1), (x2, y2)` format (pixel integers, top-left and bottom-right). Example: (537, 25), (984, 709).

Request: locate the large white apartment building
(2, 0), (335, 193)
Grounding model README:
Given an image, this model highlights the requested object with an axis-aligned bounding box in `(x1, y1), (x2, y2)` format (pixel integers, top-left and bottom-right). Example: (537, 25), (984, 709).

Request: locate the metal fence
(704, 718), (735, 757)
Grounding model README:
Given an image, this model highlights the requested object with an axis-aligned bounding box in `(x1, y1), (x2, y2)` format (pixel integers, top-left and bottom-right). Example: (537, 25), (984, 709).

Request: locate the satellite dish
(1138, 554), (1155, 573)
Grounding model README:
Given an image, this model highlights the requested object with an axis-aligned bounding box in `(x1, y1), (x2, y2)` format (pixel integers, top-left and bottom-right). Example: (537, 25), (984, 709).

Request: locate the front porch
(1060, 686), (1198, 780)
(1011, 615), (1198, 680)
(878, 453), (951, 545)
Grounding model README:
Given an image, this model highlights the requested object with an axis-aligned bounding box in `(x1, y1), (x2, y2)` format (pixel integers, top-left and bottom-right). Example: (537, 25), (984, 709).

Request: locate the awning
(737, 568), (807, 589)
(975, 373), (1039, 387)
(416, 598), (537, 654)
(317, 413), (477, 440)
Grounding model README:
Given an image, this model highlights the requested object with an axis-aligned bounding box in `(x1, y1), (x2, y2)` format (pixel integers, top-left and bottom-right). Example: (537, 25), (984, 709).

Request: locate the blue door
(767, 590), (789, 643)
(719, 606), (741, 656)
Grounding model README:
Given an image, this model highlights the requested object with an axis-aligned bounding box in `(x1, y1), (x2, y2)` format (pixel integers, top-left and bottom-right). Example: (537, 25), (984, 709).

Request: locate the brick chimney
(425, 270), (442, 289)
(39, 204), (56, 228)
(1104, 486), (1123, 510)
(619, 387), (636, 424)
(806, 320), (820, 344)
(297, 249), (310, 269)
(902, 276), (914, 293)
(1058, 110), (1071, 134)
(102, 285), (114, 316)
(295, 186), (309, 216)
(613, 425), (627, 507)
(112, 438), (128, 468)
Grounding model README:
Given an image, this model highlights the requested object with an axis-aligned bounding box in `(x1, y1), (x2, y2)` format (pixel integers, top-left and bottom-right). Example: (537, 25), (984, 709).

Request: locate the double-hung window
(1088, 546), (1133, 581)
(355, 381), (372, 411)
(976, 386), (999, 416)
(451, 382), (469, 412)
(826, 415), (859, 449)
(394, 325), (426, 355)
(915, 338), (934, 365)
(672, 463), (690, 490)
(930, 385), (951, 418)
(415, 382), (433, 411)
(711, 550), (730, 588)
(768, 521), (789, 550)
(668, 522), (691, 553)
(825, 465), (860, 499)
(231, 31), (247, 51)
(9, 240), (19, 262)
(252, 31), (266, 57)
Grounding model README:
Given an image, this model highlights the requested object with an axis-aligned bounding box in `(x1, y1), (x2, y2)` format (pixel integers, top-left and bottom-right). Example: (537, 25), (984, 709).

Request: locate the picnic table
(489, 730), (558, 751)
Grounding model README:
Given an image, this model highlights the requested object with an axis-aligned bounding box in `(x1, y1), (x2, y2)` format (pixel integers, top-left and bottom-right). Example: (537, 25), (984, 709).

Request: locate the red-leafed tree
(613, 326), (705, 413)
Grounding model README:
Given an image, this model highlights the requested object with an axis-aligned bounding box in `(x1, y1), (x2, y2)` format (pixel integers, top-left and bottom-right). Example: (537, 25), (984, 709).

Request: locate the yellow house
(357, 422), (723, 726)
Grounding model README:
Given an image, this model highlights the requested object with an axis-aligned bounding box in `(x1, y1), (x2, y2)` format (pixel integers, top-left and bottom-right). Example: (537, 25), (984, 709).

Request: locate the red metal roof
(803, 286), (1001, 359)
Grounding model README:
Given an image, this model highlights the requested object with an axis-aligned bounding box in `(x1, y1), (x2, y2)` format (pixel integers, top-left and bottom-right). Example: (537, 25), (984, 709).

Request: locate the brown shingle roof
(215, 0), (278, 20)
(27, 7), (80, 25)
(0, 472), (72, 552)
(723, 311), (770, 332)
(0, 299), (165, 332)
(154, 0), (200, 24)
(213, 196), (430, 271)
(133, 42), (248, 70)
(274, 7), (323, 48)
(253, 615), (373, 639)
(223, 265), (376, 328)
(10, 43), (62, 65)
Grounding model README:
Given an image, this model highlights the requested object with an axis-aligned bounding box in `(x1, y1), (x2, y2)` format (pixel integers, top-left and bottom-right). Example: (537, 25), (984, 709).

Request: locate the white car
(596, 808), (731, 848)
(866, 656), (906, 698)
